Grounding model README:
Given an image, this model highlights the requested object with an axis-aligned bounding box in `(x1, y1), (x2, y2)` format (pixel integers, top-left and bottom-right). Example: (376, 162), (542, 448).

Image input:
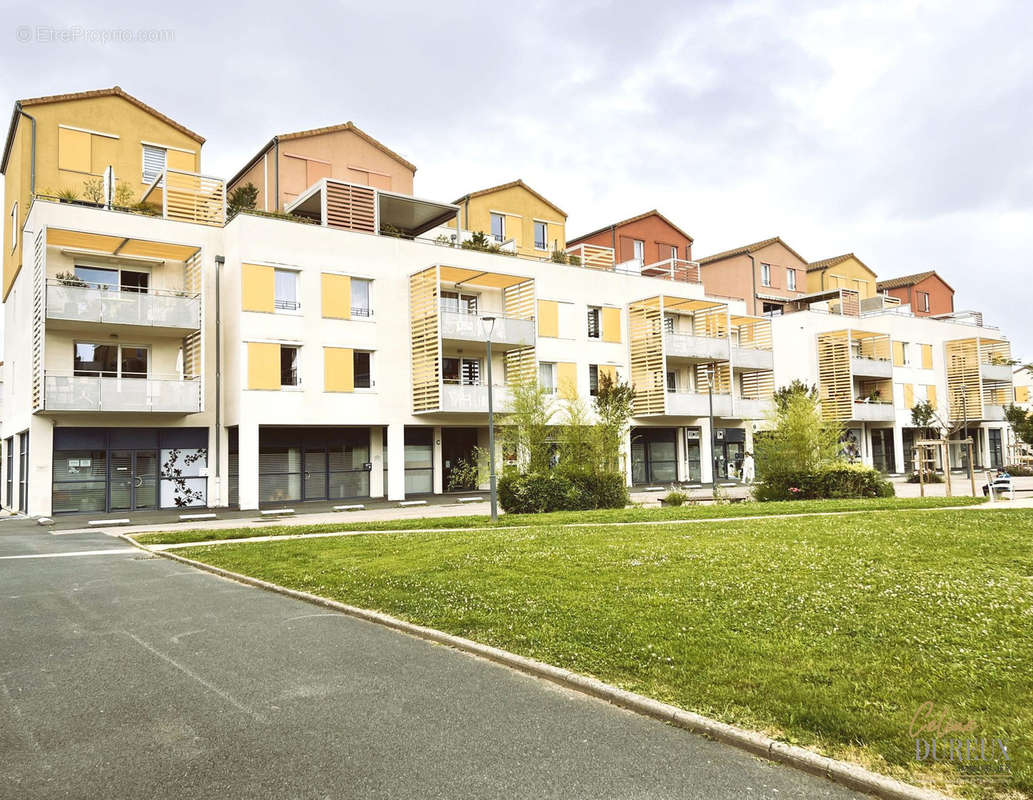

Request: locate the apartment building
(450, 180), (567, 258)
(1, 88), (774, 516)
(566, 210), (695, 280)
(876, 270), (955, 317)
(697, 236), (809, 316)
(805, 253), (878, 300)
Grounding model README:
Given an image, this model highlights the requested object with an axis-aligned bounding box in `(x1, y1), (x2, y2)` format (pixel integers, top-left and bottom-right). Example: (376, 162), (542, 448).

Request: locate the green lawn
(177, 508), (1030, 799)
(135, 495), (985, 546)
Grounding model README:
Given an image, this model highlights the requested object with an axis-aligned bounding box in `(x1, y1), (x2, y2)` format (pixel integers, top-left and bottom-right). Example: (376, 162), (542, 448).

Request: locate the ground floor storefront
(630, 424), (752, 486)
(842, 422), (1010, 475)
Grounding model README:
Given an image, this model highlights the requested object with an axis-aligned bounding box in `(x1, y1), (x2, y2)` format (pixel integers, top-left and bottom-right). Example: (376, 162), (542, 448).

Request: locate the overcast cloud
(2, 0), (1030, 357)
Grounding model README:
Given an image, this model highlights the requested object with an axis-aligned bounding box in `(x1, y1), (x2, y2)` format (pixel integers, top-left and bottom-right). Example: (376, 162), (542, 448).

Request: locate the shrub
(662, 491), (689, 507)
(498, 470), (627, 514)
(755, 462), (895, 502)
(1003, 464), (1033, 477)
(906, 470), (944, 484)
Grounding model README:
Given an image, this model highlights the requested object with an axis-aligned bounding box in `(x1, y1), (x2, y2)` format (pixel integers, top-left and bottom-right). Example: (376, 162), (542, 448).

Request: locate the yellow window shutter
(904, 383), (914, 408)
(167, 149), (196, 172)
(242, 263), (275, 312)
(602, 307), (622, 343)
(921, 344), (933, 369)
(90, 135), (118, 176)
(537, 300), (558, 337)
(599, 364), (617, 384)
(1016, 386), (1029, 403)
(324, 347), (354, 392)
(58, 127), (91, 173)
(321, 273), (351, 319)
(247, 342), (281, 390)
(557, 362), (578, 399)
(927, 385), (938, 408)
(892, 341), (906, 367)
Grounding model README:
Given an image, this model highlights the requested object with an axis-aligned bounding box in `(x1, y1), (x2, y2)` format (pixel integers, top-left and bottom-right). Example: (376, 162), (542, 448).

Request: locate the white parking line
(0, 548), (136, 560)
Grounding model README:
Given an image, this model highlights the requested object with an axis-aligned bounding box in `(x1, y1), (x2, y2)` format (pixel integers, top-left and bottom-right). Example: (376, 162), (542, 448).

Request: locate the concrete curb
(126, 536), (952, 800)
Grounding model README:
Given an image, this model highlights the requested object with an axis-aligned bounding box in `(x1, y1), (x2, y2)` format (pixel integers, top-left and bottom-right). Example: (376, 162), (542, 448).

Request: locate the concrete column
(369, 427), (384, 498)
(208, 423), (230, 508)
(623, 428), (633, 487)
(892, 425), (905, 474)
(432, 426), (443, 494)
(387, 423), (406, 501)
(27, 416), (54, 517)
(237, 421), (260, 510)
(675, 426), (687, 483)
(699, 418), (714, 485)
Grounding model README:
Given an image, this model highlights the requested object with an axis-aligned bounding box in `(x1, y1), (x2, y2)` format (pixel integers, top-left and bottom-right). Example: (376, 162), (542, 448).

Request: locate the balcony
(46, 283), (201, 334)
(141, 169), (226, 226)
(732, 346), (773, 371)
(440, 310), (535, 350)
(439, 383), (513, 414)
(980, 362), (1012, 383)
(666, 391), (732, 417)
(665, 332), (730, 363)
(733, 397), (774, 419)
(850, 356), (893, 379)
(640, 258), (701, 283)
(44, 374), (201, 414)
(983, 404), (1006, 422)
(850, 402), (895, 422)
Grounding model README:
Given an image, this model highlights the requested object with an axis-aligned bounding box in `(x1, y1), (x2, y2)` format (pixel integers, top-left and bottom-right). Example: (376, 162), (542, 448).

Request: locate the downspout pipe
(214, 255), (224, 502)
(20, 106), (37, 196)
(745, 252), (757, 315)
(273, 137), (280, 212)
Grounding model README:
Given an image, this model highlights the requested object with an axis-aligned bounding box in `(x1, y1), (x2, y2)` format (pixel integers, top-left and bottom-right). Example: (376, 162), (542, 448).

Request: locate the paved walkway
(0, 525), (867, 799)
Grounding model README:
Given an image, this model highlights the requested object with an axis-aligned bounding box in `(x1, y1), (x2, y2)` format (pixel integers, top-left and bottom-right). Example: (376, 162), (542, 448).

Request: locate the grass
(176, 508), (1031, 799)
(134, 495), (986, 546)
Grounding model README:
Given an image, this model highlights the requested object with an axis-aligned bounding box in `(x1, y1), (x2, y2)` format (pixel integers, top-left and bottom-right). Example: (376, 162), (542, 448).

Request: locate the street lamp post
(482, 316), (498, 521)
(707, 364), (717, 499)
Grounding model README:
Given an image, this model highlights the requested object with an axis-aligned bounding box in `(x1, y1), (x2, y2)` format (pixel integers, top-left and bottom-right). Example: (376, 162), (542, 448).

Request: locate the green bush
(1003, 464), (1033, 477)
(755, 462), (895, 502)
(906, 470), (944, 484)
(662, 491), (689, 506)
(498, 470), (628, 514)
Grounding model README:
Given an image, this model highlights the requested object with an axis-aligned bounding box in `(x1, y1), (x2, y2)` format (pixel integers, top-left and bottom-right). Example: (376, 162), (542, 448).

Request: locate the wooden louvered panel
(503, 279), (535, 321)
(326, 182), (376, 234)
(32, 228), (46, 412)
(628, 300), (665, 416)
(165, 170), (225, 226)
(817, 332), (852, 421)
(184, 250), (202, 296)
(945, 338), (982, 421)
(740, 369), (774, 400)
(735, 318), (772, 350)
(695, 362), (730, 394)
(505, 346), (536, 387)
(692, 305), (728, 339)
(410, 268), (440, 412)
(182, 331), (202, 380)
(856, 331), (890, 361)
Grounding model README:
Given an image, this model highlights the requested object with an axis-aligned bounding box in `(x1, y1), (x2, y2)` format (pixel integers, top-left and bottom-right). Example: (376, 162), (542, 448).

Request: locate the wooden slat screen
(695, 362), (730, 395)
(504, 278), (536, 386)
(945, 338), (982, 422)
(182, 330), (202, 381)
(692, 305), (729, 339)
(410, 267), (440, 412)
(165, 169), (225, 226)
(628, 299), (665, 416)
(817, 331), (852, 421)
(740, 369), (774, 400)
(32, 228), (46, 412)
(735, 318), (772, 350)
(326, 181), (376, 234)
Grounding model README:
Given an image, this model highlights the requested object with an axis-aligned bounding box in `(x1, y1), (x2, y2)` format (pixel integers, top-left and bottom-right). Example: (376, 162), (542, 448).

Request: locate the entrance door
(630, 429), (677, 484)
(870, 429), (895, 473)
(110, 450), (158, 511)
(989, 429), (1003, 468)
(442, 428), (479, 491)
(718, 442), (744, 480)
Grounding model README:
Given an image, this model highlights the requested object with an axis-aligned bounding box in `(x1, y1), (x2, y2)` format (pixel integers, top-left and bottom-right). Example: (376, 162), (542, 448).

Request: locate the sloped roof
(876, 270), (954, 293)
(806, 253), (864, 273)
(568, 209), (693, 246)
(228, 121), (417, 188)
(453, 179), (567, 218)
(698, 236), (807, 265)
(3, 85), (204, 173)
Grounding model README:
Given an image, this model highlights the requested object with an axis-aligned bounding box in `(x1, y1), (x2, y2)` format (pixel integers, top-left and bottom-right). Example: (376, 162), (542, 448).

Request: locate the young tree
(228, 182), (259, 215)
(1005, 404), (1033, 447)
(556, 392), (598, 470)
(593, 372), (635, 473)
(773, 379), (818, 411)
(755, 389), (842, 480)
(498, 380), (556, 474)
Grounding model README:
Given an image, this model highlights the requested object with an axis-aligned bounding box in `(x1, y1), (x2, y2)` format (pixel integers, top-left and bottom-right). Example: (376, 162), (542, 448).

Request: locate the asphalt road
(0, 519), (870, 799)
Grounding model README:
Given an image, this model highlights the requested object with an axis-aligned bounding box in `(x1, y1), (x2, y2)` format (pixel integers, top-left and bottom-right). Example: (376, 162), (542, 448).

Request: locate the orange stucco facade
(228, 124), (416, 212)
(698, 239), (808, 315)
(880, 272), (955, 316)
(567, 210), (693, 265)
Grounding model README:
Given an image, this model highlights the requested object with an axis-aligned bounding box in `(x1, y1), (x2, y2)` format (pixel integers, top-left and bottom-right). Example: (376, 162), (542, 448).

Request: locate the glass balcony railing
(46, 282), (201, 330)
(44, 373), (201, 413)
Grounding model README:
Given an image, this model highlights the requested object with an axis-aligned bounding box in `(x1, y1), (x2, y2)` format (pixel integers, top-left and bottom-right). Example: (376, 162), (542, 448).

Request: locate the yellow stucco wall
(455, 185), (566, 257)
(806, 256), (878, 299)
(2, 93), (203, 299)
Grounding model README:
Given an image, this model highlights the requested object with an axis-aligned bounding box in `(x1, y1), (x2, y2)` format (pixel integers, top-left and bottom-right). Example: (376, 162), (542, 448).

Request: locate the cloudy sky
(2, 0), (1031, 357)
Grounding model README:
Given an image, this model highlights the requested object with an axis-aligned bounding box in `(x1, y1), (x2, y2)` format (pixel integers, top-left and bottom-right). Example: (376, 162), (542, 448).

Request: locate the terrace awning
(45, 228), (200, 262)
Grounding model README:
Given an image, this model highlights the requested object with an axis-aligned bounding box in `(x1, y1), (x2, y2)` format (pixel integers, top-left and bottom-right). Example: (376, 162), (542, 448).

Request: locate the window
(670, 245), (679, 262)
(589, 364), (600, 396)
(142, 144), (166, 185)
(73, 265), (149, 293)
(353, 350), (372, 389)
(10, 202), (17, 251)
(351, 278), (372, 317)
(280, 346), (299, 387)
(73, 343), (148, 378)
(760, 263), (771, 287)
(587, 306), (601, 339)
(666, 371), (677, 392)
(918, 291), (930, 312)
(786, 268), (797, 291)
(274, 269), (300, 311)
(440, 290), (477, 315)
(663, 315), (675, 334)
(490, 213), (505, 242)
(762, 301), (783, 317)
(538, 362), (557, 394)
(443, 357), (481, 386)
(633, 240), (645, 264)
(534, 221), (548, 250)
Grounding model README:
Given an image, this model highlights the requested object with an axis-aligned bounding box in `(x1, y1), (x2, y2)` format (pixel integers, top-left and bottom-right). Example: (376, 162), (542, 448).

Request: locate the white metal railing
(565, 243), (616, 271)
(46, 282), (201, 329)
(44, 373), (201, 413)
(640, 258), (702, 283)
(439, 310), (535, 346)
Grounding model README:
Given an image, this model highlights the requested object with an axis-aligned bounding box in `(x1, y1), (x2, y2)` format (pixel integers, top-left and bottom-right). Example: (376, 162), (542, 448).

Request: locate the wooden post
(967, 441), (976, 497)
(943, 438), (952, 497)
(917, 447), (925, 497)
